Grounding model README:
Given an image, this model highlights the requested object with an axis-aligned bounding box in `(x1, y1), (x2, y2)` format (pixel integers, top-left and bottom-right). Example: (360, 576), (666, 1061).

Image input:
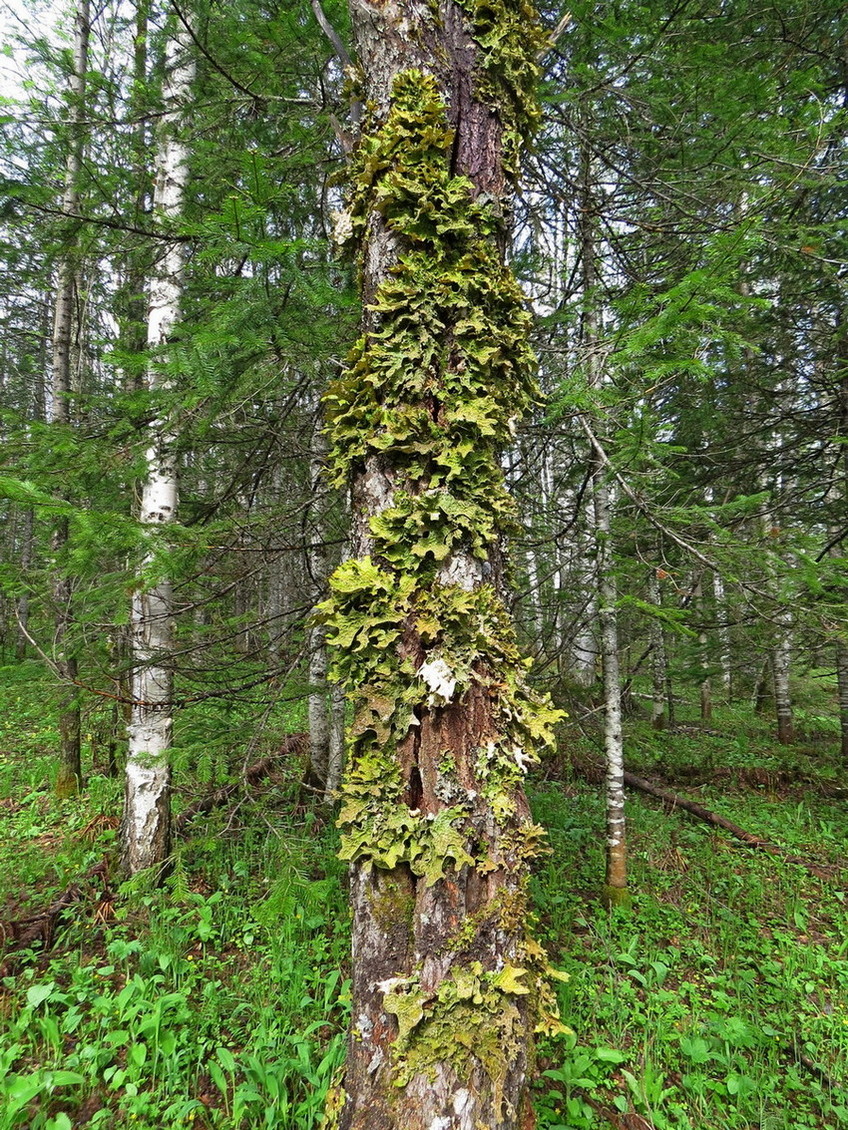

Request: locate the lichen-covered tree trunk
(122, 16), (195, 875)
(321, 3), (564, 1126)
(49, 0), (90, 798)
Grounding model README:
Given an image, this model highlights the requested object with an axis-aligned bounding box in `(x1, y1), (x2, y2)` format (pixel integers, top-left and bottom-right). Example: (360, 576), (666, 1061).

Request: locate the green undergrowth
(1, 804), (350, 1129)
(0, 661), (307, 916)
(2, 665), (847, 1128)
(531, 682), (848, 1129)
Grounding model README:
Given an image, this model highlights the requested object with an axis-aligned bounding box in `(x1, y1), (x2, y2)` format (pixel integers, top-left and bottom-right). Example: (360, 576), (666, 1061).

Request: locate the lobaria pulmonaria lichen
(320, 2), (567, 1120)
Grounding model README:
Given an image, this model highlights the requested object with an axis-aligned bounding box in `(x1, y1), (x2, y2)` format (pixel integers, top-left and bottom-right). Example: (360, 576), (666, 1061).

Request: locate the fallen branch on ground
(0, 861), (112, 974)
(175, 732), (307, 832)
(573, 757), (835, 879)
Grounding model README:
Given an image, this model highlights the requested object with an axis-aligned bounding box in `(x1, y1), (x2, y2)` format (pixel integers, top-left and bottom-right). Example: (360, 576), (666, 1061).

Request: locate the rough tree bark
(49, 0), (90, 797)
(321, 3), (564, 1126)
(122, 16), (195, 875)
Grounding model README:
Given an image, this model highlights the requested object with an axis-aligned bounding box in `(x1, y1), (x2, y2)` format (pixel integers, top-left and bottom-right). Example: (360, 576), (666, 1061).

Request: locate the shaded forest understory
(1, 661), (846, 1130)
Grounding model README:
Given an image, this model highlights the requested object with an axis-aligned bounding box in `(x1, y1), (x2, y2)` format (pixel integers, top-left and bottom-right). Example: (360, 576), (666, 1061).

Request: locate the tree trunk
(327, 680), (345, 796)
(122, 16), (194, 875)
(322, 3), (563, 1125)
(578, 119), (628, 906)
(837, 640), (848, 764)
(49, 0), (90, 798)
(646, 566), (667, 730)
(694, 577), (712, 723)
(306, 406), (333, 794)
(753, 657), (771, 713)
(593, 477), (628, 906)
(712, 569), (732, 701)
(773, 613), (794, 745)
(570, 502), (598, 688)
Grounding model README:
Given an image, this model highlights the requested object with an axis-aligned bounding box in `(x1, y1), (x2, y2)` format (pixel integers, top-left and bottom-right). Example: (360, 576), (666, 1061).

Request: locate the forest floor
(0, 659), (846, 1129)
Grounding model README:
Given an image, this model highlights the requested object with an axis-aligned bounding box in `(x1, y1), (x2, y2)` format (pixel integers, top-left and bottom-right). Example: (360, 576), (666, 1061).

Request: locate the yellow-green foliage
(319, 24), (564, 889)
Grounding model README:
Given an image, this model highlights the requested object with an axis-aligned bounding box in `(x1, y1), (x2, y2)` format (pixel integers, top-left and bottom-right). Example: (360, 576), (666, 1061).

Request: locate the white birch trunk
(712, 569), (732, 699)
(326, 680), (346, 795)
(571, 515), (598, 687)
(773, 612), (794, 745)
(594, 476), (627, 904)
(306, 400), (334, 794)
(123, 19), (195, 875)
(580, 132), (627, 903)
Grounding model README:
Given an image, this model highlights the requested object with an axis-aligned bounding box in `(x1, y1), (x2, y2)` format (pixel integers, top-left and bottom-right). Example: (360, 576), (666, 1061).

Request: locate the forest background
(0, 0), (846, 1127)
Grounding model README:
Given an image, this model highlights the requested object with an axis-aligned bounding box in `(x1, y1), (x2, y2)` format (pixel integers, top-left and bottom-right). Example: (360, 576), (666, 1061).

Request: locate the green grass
(1, 661), (846, 1127)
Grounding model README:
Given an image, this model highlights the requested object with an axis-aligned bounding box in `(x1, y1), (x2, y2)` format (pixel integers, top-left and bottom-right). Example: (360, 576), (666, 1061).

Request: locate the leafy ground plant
(531, 680), (848, 1129)
(2, 665), (846, 1128)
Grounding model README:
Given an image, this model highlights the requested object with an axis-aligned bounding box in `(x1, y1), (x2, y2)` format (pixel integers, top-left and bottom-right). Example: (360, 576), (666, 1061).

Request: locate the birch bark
(579, 131), (628, 906)
(772, 612), (794, 745)
(122, 16), (195, 875)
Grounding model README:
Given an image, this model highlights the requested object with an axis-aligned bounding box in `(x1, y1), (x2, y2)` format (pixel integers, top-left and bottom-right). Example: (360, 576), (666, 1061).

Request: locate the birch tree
(577, 131), (629, 908)
(122, 13), (195, 875)
(321, 2), (565, 1125)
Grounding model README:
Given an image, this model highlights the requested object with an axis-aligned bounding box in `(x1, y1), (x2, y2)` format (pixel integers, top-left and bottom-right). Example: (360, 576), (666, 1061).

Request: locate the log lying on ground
(0, 860), (111, 973)
(174, 732), (307, 833)
(575, 758), (834, 878)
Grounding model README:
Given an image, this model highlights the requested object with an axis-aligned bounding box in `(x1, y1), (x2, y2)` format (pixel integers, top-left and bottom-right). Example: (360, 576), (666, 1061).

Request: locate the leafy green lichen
(453, 0), (548, 175)
(321, 6), (566, 1107)
(380, 955), (569, 1116)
